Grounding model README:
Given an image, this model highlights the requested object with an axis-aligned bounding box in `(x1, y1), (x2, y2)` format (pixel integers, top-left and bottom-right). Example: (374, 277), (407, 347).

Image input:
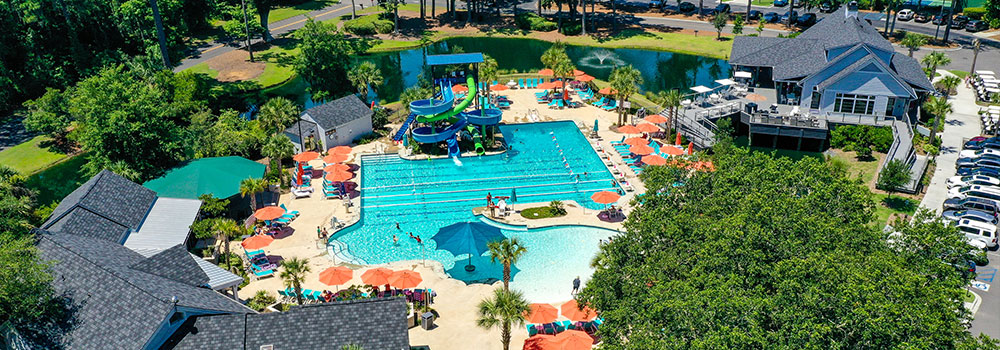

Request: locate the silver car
(942, 209), (998, 225)
(947, 174), (1000, 188)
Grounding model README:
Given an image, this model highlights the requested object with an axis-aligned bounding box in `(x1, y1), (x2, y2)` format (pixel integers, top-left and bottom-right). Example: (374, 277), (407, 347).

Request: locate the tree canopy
(580, 148), (990, 349)
(295, 18), (367, 101)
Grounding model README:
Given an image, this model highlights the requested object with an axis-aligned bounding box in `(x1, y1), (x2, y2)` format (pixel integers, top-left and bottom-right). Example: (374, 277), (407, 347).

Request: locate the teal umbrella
(403, 133), (409, 148)
(432, 222), (503, 272)
(511, 188), (517, 203)
(593, 119), (599, 133)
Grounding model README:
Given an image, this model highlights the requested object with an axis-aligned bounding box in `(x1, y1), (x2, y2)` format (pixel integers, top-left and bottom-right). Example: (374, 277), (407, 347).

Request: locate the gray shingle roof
(796, 14), (894, 53)
(130, 245), (211, 287)
(162, 298), (410, 350)
(892, 53), (936, 91)
(301, 94), (373, 130)
(36, 231), (254, 350)
(42, 170), (157, 243)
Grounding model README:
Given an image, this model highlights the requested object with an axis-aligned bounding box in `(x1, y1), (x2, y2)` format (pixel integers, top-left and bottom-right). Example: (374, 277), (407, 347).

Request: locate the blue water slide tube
(465, 109), (503, 126)
(409, 83), (455, 115)
(411, 119), (469, 144)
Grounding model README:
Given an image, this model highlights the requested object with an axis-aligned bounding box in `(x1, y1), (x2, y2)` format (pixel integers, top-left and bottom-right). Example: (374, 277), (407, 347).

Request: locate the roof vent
(845, 0), (858, 18)
(170, 296), (179, 304)
(260, 345), (274, 350)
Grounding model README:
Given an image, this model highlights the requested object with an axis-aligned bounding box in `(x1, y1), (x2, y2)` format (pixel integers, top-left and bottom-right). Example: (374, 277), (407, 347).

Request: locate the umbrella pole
(465, 254), (475, 272)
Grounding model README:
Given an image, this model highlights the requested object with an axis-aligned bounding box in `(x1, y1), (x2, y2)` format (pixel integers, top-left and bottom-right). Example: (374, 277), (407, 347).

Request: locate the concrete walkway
(919, 71), (983, 213)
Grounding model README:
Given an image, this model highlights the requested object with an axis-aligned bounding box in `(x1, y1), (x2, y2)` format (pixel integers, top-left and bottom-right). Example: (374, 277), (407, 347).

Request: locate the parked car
(780, 10), (799, 24)
(748, 10), (762, 20)
(948, 185), (1000, 205)
(650, 0), (663, 8)
(960, 148), (1000, 159)
(943, 197), (1000, 213)
(956, 156), (1000, 170)
(963, 138), (1000, 150)
(773, 0), (788, 6)
(714, 3), (731, 14)
(943, 209), (999, 225)
(679, 1), (696, 12)
(932, 14), (948, 25)
(797, 13), (817, 26)
(896, 9), (915, 20)
(914, 12), (932, 22)
(957, 166), (1000, 177)
(819, 2), (837, 13)
(957, 219), (999, 248)
(763, 11), (781, 22)
(967, 20), (989, 32)
(951, 15), (970, 28)
(947, 174), (1000, 188)
(792, 0), (803, 7)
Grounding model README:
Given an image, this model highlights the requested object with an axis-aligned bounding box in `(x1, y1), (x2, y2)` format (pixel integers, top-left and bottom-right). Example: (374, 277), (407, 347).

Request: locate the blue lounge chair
(280, 204), (300, 217)
(518, 79), (525, 89)
(602, 100), (617, 111)
(610, 136), (626, 145)
(302, 289), (315, 302)
(591, 97), (606, 107)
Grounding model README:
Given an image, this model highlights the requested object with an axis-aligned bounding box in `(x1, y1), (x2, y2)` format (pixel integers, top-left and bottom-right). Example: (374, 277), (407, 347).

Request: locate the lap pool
(330, 121), (621, 302)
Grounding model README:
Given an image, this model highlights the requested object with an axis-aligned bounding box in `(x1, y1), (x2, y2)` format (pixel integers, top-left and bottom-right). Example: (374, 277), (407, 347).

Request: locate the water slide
(446, 138), (461, 158)
(411, 76), (477, 144)
(466, 125), (486, 155)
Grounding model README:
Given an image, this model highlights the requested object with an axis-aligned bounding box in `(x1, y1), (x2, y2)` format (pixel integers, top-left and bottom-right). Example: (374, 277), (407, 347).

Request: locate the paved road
(971, 252), (1000, 340)
(918, 71), (981, 214)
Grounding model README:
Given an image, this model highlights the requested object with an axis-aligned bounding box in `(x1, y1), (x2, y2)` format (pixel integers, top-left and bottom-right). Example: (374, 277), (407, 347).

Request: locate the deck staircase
(669, 109), (717, 148)
(881, 115), (926, 194)
(392, 113), (418, 142)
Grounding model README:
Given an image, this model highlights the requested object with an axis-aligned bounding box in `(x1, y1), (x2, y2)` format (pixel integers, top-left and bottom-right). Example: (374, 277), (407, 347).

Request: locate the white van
(957, 219), (998, 248)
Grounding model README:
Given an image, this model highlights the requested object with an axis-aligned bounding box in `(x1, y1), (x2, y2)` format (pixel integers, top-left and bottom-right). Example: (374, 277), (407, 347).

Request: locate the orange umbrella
(675, 132), (682, 145)
(523, 335), (557, 350)
(598, 87), (617, 95)
(577, 75), (595, 82)
(524, 303), (559, 324)
(241, 234), (274, 249)
(490, 84), (509, 92)
(453, 84), (469, 93)
(329, 145), (352, 155)
(624, 137), (647, 146)
(590, 191), (620, 205)
(644, 114), (668, 124)
(538, 82), (556, 90)
(292, 151), (319, 162)
(538, 69), (554, 76)
(642, 154), (667, 166)
(616, 125), (640, 134)
(553, 330), (594, 350)
(661, 146), (684, 156)
(254, 206), (286, 221)
(745, 93), (767, 102)
(687, 142), (694, 155)
(319, 266), (353, 286)
(573, 69), (586, 76)
(325, 170), (354, 182)
(388, 270), (422, 289)
(561, 300), (597, 321)
(323, 153), (349, 163)
(636, 123), (660, 133)
(694, 161), (716, 172)
(361, 268), (393, 285)
(323, 163), (350, 172)
(629, 144), (654, 155)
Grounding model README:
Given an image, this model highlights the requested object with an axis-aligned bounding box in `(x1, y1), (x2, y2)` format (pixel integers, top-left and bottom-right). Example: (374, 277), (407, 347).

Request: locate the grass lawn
(186, 62), (220, 79)
(255, 60), (295, 87)
(873, 193), (918, 227)
(269, 0), (341, 23)
(964, 290), (976, 303)
(519, 206), (566, 219)
(949, 70), (970, 79)
(0, 136), (69, 174)
(25, 155), (90, 207)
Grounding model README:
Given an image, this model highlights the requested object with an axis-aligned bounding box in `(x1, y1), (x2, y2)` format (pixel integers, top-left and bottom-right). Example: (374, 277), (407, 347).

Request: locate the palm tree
(341, 345), (363, 350)
(921, 51), (951, 80)
(476, 288), (530, 350)
(923, 95), (952, 147)
(552, 57), (576, 98)
(653, 90), (683, 133)
(347, 61), (385, 103)
(901, 32), (927, 58)
(279, 257), (312, 305)
(487, 238), (527, 290)
(240, 177), (269, 212)
(609, 65), (644, 125)
(213, 219), (246, 271)
(258, 97), (300, 135)
(262, 134), (295, 163)
(480, 54), (499, 101)
(939, 75), (960, 98)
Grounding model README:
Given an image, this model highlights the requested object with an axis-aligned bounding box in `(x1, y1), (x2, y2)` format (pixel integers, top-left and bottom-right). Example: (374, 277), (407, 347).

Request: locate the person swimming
(392, 234), (399, 245)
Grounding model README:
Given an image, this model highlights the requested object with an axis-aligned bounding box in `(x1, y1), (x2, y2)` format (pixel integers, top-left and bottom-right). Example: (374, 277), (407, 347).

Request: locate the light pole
(971, 38), (982, 76)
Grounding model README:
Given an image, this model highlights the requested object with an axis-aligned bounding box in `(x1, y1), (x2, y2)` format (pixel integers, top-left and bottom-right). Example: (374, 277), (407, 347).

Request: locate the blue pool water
(331, 121), (620, 302)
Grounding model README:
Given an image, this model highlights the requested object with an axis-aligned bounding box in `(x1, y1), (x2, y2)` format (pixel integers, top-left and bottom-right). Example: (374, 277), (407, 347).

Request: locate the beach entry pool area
(331, 121), (619, 302)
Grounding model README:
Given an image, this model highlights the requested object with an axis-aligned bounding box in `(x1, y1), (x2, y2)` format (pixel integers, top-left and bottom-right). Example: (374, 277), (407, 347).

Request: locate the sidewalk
(918, 71), (983, 213)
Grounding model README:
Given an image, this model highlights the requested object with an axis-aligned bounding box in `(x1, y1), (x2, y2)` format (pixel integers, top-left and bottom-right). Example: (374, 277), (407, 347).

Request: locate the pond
(351, 37), (731, 104)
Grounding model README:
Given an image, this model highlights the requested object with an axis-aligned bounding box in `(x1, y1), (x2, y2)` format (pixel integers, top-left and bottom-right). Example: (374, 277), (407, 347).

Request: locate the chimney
(845, 0), (858, 18)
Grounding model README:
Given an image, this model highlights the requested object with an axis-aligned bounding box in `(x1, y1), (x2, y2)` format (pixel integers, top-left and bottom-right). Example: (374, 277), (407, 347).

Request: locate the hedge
(965, 7), (986, 19)
(515, 13), (557, 31)
(830, 125), (893, 153)
(344, 15), (394, 35)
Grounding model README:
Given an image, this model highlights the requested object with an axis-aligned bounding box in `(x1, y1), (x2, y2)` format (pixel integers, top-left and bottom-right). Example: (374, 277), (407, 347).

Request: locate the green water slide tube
(415, 76), (476, 124)
(466, 125), (486, 155)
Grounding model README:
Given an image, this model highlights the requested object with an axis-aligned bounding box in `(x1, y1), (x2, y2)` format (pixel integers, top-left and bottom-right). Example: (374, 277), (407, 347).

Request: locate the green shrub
(965, 7), (986, 19)
(373, 19), (394, 34)
(560, 23), (582, 35)
(515, 13), (557, 31)
(830, 125), (893, 153)
(344, 17), (376, 35)
(353, 132), (380, 144)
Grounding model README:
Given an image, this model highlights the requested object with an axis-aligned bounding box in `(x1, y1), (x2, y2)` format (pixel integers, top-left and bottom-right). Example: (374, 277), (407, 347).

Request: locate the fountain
(577, 49), (626, 69)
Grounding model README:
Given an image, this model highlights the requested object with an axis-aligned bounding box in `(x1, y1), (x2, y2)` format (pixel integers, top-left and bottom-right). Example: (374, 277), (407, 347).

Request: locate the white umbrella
(690, 85), (712, 93)
(734, 71), (752, 78)
(714, 78), (736, 86)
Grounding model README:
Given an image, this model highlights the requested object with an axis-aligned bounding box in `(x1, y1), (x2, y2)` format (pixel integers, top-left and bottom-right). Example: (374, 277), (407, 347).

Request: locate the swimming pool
(330, 121), (620, 302)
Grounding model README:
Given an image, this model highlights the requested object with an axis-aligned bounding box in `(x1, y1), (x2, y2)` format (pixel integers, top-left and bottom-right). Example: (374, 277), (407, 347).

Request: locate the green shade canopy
(143, 156), (266, 199)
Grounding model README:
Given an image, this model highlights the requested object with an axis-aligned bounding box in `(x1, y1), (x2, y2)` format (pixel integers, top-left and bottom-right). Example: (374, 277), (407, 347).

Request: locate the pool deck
(232, 85), (658, 349)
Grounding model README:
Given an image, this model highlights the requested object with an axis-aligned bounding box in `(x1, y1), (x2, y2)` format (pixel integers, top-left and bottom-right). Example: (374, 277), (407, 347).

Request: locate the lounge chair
(603, 100), (617, 111)
(591, 97), (606, 107)
(610, 136), (626, 145)
(527, 324), (539, 336)
(518, 79), (525, 89)
(280, 204), (300, 217)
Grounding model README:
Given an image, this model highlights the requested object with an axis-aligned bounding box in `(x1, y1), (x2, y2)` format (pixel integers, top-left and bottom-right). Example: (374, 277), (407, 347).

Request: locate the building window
(885, 97), (896, 116)
(834, 93), (876, 115)
(810, 92), (821, 109)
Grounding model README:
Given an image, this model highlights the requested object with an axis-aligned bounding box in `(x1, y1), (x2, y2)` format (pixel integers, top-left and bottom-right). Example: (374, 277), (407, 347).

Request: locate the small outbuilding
(285, 94), (373, 152)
